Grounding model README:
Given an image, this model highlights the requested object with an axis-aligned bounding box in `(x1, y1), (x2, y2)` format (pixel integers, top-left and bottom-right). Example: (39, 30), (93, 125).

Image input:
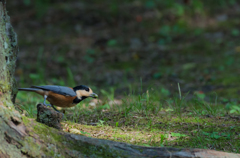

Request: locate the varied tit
(18, 85), (98, 112)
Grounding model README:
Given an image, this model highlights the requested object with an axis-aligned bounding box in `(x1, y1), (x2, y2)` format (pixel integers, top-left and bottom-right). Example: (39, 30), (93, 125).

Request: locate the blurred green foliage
(23, 0), (50, 18)
(22, 0), (238, 18)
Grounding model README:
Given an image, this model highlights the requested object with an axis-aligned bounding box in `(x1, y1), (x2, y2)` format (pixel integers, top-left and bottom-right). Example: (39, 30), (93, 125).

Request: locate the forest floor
(8, 0), (240, 153)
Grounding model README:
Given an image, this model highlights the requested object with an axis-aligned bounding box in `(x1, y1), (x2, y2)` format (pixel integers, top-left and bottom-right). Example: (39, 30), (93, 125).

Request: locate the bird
(18, 85), (98, 112)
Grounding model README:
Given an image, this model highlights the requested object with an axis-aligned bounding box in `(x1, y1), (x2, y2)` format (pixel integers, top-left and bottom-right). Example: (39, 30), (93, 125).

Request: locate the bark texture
(0, 1), (240, 158)
(36, 104), (63, 130)
(0, 0), (18, 103)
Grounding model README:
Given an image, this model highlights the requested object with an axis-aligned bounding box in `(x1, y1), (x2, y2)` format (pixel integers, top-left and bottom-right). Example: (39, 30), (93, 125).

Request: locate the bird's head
(73, 85), (98, 100)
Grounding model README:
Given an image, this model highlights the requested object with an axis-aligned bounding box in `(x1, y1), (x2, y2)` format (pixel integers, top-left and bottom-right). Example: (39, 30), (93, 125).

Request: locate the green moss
(108, 61), (140, 70)
(21, 137), (42, 157)
(33, 123), (63, 142)
(22, 116), (30, 124)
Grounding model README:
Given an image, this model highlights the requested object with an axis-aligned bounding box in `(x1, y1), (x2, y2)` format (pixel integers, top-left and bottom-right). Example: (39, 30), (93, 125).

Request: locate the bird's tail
(18, 88), (41, 92)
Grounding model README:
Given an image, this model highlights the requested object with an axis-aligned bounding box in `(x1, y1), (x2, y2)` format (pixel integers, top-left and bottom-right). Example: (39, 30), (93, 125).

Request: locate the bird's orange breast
(46, 91), (77, 108)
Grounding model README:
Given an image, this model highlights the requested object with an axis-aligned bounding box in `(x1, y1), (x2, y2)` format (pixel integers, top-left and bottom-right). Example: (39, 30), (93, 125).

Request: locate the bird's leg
(50, 104), (64, 117)
(43, 95), (51, 107)
(43, 95), (64, 117)
(50, 104), (59, 112)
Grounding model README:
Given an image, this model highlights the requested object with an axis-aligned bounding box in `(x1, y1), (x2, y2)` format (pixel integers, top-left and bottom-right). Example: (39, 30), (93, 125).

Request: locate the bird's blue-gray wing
(31, 85), (76, 97)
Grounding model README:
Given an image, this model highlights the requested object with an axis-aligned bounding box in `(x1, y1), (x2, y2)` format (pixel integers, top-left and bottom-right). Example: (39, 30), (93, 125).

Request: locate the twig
(178, 83), (181, 100)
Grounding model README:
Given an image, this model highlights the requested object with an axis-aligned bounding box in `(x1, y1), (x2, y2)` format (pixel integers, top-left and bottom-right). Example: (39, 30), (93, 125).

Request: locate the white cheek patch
(76, 89), (93, 99)
(76, 91), (82, 99)
(82, 91), (90, 97)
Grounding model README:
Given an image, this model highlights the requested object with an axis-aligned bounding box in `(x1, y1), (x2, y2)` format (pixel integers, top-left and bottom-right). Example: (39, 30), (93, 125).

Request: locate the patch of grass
(64, 110), (240, 153)
(15, 81), (240, 155)
(16, 84), (240, 153)
(56, 87), (240, 153)
(16, 92), (42, 118)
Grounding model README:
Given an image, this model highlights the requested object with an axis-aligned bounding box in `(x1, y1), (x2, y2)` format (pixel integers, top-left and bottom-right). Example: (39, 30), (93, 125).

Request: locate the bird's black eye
(85, 88), (89, 92)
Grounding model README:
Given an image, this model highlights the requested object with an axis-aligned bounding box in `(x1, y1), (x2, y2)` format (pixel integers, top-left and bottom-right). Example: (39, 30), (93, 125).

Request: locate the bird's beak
(90, 93), (98, 98)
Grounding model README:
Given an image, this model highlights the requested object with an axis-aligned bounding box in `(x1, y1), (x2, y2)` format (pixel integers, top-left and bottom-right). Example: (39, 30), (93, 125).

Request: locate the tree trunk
(0, 1), (240, 157)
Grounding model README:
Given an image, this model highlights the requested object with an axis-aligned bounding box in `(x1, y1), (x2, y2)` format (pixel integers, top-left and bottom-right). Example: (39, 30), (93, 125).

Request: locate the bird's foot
(43, 103), (52, 107)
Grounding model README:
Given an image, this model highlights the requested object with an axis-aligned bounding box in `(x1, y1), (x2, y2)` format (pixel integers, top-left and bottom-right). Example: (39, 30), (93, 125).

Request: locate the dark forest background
(8, 0), (240, 99)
